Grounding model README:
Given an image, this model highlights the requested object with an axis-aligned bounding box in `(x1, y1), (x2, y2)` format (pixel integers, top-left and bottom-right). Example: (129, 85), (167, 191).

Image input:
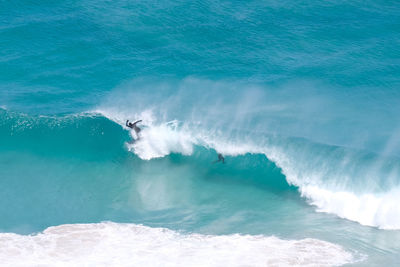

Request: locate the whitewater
(1, 0), (400, 266)
(0, 222), (354, 266)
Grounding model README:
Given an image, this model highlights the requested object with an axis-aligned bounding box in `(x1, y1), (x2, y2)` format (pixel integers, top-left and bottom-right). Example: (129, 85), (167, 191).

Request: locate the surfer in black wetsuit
(213, 153), (225, 164)
(126, 119), (142, 139)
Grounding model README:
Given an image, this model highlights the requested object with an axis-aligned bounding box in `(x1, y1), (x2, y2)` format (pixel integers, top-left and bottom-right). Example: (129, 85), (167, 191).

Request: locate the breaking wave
(98, 106), (400, 230)
(2, 106), (400, 230)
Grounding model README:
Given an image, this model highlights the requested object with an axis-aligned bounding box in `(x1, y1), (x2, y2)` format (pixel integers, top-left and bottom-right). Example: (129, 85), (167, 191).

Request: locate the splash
(127, 121), (195, 160)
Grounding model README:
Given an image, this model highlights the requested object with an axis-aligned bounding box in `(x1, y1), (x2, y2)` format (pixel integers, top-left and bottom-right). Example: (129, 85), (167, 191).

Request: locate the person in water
(126, 119), (142, 139)
(213, 153), (225, 164)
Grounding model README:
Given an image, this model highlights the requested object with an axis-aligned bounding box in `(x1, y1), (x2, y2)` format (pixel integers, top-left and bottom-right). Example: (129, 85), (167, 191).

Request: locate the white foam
(300, 186), (400, 230)
(128, 121), (195, 160)
(259, 144), (400, 229)
(0, 222), (354, 267)
(95, 108), (259, 159)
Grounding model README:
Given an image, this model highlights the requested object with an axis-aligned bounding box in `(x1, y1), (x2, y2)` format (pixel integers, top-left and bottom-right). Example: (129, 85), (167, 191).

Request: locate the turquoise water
(1, 0), (400, 265)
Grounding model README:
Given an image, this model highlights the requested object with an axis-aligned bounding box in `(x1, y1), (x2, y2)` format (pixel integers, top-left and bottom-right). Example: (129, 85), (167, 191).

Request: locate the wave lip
(0, 222), (356, 266)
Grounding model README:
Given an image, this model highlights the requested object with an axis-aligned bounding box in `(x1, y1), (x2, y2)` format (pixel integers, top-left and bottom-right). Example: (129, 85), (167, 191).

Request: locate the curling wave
(2, 107), (400, 230)
(99, 107), (400, 230)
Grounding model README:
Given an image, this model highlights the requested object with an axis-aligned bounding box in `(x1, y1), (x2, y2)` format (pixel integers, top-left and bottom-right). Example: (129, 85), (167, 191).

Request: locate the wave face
(0, 108), (295, 233)
(128, 117), (400, 230)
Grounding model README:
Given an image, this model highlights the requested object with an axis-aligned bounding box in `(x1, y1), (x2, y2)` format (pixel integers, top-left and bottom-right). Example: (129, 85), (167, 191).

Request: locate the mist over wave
(97, 77), (400, 155)
(3, 74), (400, 230)
(94, 78), (400, 229)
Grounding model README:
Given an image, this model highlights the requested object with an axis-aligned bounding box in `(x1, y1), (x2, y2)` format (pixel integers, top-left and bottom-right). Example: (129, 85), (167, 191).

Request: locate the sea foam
(0, 222), (354, 266)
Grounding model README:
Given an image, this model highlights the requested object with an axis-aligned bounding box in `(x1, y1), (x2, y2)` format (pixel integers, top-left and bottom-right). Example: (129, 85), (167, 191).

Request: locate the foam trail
(0, 222), (356, 266)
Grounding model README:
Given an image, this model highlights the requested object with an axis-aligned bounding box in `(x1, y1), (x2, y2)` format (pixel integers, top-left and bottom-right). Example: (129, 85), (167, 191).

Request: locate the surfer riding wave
(126, 119), (142, 140)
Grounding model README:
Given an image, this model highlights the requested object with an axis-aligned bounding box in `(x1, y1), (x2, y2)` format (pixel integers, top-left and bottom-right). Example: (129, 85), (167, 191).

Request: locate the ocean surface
(1, 0), (400, 266)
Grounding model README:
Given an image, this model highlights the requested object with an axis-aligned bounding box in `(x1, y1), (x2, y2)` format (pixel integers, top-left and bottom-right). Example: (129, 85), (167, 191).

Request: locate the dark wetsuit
(126, 120), (142, 138)
(213, 153), (225, 164)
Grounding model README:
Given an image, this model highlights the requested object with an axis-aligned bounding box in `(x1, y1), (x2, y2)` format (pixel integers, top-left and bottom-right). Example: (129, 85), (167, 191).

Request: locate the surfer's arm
(132, 120), (142, 126)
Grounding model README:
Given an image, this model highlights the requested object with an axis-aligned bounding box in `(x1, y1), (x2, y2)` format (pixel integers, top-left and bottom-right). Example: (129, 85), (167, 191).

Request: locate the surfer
(213, 153), (225, 164)
(126, 119), (142, 139)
